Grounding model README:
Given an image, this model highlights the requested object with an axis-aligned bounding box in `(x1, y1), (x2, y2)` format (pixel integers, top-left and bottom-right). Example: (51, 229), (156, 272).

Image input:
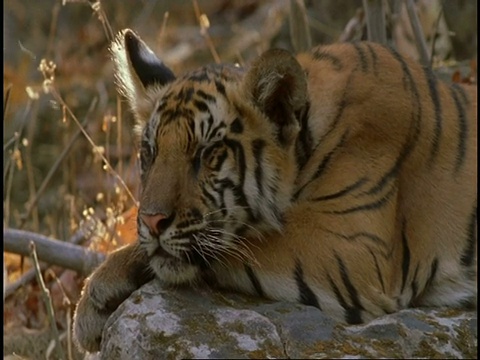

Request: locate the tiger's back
(210, 42), (477, 323)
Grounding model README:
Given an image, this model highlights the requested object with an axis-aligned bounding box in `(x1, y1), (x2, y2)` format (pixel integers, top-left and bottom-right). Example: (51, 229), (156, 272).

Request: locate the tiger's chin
(149, 255), (201, 285)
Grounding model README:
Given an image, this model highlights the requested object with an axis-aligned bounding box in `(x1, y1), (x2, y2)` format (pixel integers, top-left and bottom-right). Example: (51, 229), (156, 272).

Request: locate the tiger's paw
(73, 271), (138, 352)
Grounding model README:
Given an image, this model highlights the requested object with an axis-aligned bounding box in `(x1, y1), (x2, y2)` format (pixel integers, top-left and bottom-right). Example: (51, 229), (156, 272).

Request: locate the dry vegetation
(3, 0), (476, 359)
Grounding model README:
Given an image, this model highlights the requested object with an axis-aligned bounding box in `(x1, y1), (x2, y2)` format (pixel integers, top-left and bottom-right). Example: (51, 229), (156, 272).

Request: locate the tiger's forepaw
(73, 272), (136, 352)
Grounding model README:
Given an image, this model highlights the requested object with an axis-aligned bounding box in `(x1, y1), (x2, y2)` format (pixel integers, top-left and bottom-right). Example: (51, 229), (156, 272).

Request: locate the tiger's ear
(110, 29), (175, 120)
(243, 48), (307, 146)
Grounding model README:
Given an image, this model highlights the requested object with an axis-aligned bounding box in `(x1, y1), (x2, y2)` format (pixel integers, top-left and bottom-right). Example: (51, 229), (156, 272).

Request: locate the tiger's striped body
(73, 30), (476, 352)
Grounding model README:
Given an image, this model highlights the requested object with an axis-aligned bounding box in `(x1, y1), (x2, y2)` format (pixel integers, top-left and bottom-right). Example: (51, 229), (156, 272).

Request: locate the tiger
(73, 28), (477, 353)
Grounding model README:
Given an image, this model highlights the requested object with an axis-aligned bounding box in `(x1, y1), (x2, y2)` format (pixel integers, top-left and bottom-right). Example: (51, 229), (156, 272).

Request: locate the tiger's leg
(73, 242), (154, 352)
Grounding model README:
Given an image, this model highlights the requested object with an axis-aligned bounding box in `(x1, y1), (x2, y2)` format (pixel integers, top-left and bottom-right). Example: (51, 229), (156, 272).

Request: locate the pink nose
(140, 213), (167, 235)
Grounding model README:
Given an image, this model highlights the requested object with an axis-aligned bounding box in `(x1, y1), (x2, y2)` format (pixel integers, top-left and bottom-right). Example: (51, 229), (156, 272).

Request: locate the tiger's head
(111, 29), (308, 284)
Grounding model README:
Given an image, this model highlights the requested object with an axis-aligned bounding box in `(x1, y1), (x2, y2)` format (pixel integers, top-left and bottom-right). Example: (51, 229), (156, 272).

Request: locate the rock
(96, 280), (477, 359)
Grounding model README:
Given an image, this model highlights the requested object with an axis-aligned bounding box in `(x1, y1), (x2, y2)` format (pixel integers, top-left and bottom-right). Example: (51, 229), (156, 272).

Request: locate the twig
(29, 241), (67, 360)
(4, 83), (12, 121)
(404, 0), (430, 66)
(45, 0), (61, 60)
(24, 100), (41, 231)
(429, 6), (444, 67)
(47, 269), (74, 360)
(192, 0), (221, 64)
(339, 8), (365, 42)
(362, 0), (387, 44)
(289, 0), (312, 53)
(4, 228), (105, 275)
(90, 0), (115, 42)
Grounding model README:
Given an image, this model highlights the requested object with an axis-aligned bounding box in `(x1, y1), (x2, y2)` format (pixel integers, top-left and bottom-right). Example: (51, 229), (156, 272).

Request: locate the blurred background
(3, 1), (477, 359)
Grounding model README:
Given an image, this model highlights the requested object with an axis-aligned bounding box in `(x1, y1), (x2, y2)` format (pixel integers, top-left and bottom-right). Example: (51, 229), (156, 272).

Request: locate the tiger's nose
(140, 212), (175, 235)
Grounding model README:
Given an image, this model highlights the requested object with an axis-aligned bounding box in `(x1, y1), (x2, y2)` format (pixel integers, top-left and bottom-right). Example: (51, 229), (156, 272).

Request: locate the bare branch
(4, 228), (105, 276)
(289, 0), (312, 53)
(404, 0), (430, 66)
(363, 0), (387, 44)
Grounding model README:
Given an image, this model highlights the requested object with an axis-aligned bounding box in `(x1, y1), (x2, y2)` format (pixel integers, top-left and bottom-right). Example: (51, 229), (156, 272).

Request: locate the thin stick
(24, 100), (41, 231)
(289, 0), (312, 53)
(4, 83), (12, 120)
(29, 241), (67, 360)
(45, 0), (61, 60)
(363, 0), (387, 44)
(404, 0), (430, 66)
(47, 269), (74, 360)
(192, 0), (221, 64)
(429, 7), (444, 67)
(90, 1), (115, 42)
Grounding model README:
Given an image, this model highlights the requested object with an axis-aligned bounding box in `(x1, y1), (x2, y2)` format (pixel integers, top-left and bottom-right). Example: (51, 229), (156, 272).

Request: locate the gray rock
(97, 280), (477, 359)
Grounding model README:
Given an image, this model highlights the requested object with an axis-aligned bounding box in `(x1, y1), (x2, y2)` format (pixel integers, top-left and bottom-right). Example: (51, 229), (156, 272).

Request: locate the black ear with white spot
(243, 48), (307, 146)
(110, 29), (176, 119)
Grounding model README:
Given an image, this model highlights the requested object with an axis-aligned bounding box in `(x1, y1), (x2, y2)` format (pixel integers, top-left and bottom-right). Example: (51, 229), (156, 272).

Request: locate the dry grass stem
(29, 241), (66, 360)
(192, 0), (221, 63)
(289, 0), (312, 53)
(362, 0), (387, 44)
(404, 0), (430, 66)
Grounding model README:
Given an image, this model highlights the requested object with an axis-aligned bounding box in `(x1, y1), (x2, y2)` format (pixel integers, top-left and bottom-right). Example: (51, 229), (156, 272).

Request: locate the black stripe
(215, 178), (256, 223)
(184, 87), (194, 102)
(295, 102), (313, 170)
(215, 80), (226, 96)
(230, 118), (243, 134)
(312, 131), (348, 179)
(452, 83), (469, 105)
(411, 264), (419, 301)
(312, 177), (368, 202)
(400, 220), (411, 293)
(196, 89), (217, 103)
(332, 231), (387, 248)
(206, 121), (226, 143)
(193, 100), (209, 113)
(324, 183), (396, 215)
(312, 49), (343, 71)
(424, 258), (438, 289)
(335, 254), (364, 312)
(366, 46), (422, 196)
(367, 247), (386, 293)
(201, 186), (220, 209)
(224, 138), (246, 185)
(365, 43), (378, 76)
(294, 131), (348, 200)
(352, 42), (368, 72)
(252, 139), (266, 197)
(423, 66), (442, 165)
(450, 85), (468, 173)
(327, 274), (352, 323)
(461, 204), (477, 267)
(294, 260), (321, 309)
(245, 264), (265, 297)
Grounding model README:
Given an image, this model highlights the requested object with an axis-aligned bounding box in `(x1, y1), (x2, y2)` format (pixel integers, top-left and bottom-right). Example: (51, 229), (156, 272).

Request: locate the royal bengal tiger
(73, 29), (477, 352)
